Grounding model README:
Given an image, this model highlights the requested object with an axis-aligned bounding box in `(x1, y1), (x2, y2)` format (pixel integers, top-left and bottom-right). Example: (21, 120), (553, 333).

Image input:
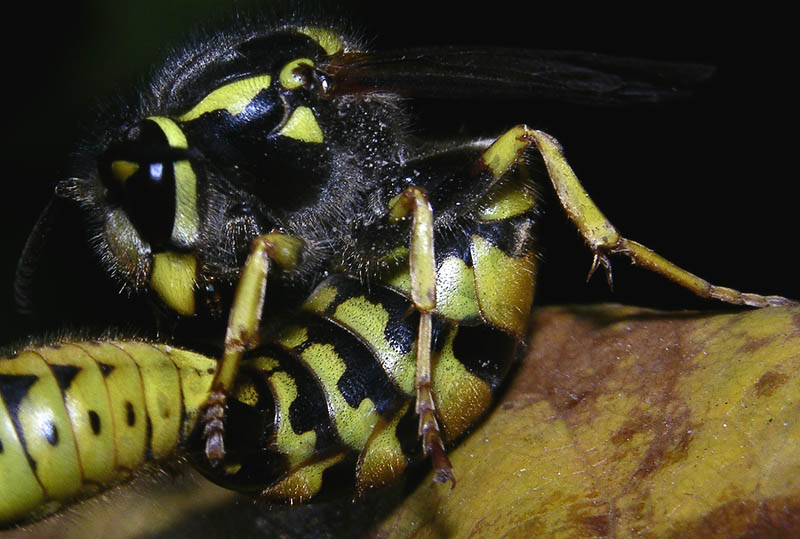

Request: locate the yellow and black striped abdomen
(200, 171), (538, 500)
(0, 341), (216, 526)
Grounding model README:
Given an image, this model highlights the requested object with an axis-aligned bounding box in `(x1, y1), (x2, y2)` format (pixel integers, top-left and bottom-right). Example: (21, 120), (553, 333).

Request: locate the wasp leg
(201, 232), (304, 464)
(482, 125), (797, 307)
(389, 187), (455, 485)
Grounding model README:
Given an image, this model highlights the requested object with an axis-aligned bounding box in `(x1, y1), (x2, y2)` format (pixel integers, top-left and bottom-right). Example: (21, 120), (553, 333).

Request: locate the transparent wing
(325, 47), (713, 104)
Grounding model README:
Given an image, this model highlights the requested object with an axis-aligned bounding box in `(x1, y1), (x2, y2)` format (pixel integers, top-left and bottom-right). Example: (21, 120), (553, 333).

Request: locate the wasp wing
(325, 47), (713, 104)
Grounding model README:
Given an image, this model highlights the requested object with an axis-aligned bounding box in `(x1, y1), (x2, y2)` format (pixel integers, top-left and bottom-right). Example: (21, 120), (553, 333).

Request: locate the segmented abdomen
(0, 341), (216, 526)
(201, 184), (538, 500)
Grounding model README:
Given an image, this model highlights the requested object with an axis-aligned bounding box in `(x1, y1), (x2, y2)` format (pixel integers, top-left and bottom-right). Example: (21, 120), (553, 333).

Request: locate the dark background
(1, 1), (797, 347)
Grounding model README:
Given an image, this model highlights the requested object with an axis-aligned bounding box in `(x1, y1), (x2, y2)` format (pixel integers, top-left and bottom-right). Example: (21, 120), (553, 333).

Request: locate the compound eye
(100, 119), (180, 248)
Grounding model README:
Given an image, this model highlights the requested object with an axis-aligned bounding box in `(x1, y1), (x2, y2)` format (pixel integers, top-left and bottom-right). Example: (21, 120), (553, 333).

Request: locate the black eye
(99, 120), (180, 248)
(122, 161), (176, 247)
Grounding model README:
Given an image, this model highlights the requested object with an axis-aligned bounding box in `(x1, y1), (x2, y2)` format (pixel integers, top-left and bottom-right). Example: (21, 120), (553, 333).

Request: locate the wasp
(1, 10), (796, 529)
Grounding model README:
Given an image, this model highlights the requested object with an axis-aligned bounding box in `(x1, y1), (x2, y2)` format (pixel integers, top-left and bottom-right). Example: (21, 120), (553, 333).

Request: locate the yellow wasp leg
(202, 232), (304, 463)
(483, 125), (797, 308)
(389, 187), (455, 485)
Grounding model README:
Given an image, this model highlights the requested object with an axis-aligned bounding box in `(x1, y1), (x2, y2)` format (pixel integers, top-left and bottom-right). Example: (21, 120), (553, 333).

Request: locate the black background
(1, 1), (797, 347)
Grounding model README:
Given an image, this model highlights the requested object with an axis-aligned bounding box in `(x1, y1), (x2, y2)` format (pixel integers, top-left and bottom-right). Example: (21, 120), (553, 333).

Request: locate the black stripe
(0, 374), (38, 416)
(0, 374), (40, 473)
(296, 315), (402, 416)
(245, 345), (338, 451)
(125, 400), (136, 426)
(474, 214), (536, 258)
(98, 362), (115, 377)
(320, 274), (419, 357)
(88, 410), (101, 435)
(395, 403), (421, 459)
(313, 452), (358, 500)
(50, 364), (81, 392)
(451, 324), (517, 390)
(43, 421), (59, 446)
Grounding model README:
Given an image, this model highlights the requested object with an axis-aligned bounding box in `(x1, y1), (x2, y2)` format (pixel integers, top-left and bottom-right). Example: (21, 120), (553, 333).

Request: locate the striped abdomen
(0, 341), (216, 526)
(198, 178), (538, 500)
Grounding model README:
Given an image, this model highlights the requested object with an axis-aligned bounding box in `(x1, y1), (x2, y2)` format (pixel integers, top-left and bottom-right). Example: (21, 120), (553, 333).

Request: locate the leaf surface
(375, 305), (800, 538)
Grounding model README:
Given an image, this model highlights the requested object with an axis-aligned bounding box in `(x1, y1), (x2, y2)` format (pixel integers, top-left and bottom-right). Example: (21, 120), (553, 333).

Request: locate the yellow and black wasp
(1, 4), (797, 531)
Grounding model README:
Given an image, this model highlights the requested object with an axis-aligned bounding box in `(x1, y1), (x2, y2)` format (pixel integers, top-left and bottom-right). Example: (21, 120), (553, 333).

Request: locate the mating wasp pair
(1, 7), (796, 531)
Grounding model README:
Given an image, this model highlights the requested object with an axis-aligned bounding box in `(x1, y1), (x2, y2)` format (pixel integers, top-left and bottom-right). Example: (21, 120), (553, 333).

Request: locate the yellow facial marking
(298, 27), (345, 55)
(280, 58), (314, 90)
(150, 252), (197, 316)
(172, 160), (199, 245)
(110, 160), (139, 184)
(141, 116), (199, 246)
(279, 106), (324, 143)
(178, 75), (273, 122)
(270, 371), (317, 467)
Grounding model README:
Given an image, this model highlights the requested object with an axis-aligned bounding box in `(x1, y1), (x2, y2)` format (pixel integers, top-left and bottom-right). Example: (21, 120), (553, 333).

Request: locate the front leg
(482, 125), (797, 307)
(201, 232), (304, 464)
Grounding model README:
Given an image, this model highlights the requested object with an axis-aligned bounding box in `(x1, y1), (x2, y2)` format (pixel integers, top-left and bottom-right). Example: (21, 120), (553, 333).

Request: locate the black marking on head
(89, 410), (101, 435)
(51, 364), (81, 392)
